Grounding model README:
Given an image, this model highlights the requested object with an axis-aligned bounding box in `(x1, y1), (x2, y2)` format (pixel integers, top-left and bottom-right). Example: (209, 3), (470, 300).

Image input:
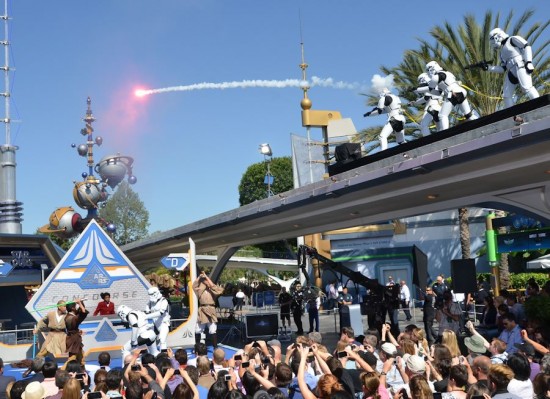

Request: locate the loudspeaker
(413, 245), (428, 288)
(245, 313), (279, 339)
(335, 143), (361, 163)
(450, 259), (477, 293)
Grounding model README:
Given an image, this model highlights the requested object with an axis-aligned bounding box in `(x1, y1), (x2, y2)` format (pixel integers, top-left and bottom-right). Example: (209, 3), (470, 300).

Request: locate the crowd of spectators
(2, 277), (550, 399)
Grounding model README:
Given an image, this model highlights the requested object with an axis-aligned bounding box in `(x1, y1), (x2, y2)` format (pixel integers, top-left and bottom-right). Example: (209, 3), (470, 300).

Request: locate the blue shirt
(498, 325), (522, 354)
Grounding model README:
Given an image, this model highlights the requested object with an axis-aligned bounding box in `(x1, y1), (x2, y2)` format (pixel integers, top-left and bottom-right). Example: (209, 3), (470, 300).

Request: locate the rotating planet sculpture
(39, 97), (137, 238)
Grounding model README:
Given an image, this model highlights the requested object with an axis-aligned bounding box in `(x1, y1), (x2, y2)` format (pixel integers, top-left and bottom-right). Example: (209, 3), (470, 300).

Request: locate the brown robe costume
(36, 310), (67, 357)
(65, 309), (89, 358)
(193, 278), (224, 324)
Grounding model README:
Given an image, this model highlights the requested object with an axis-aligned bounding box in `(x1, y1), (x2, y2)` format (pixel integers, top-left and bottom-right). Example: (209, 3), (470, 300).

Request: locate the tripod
(220, 310), (242, 344)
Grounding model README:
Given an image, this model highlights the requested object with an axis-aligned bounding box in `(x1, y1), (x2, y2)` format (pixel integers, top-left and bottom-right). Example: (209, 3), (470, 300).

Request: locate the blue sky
(5, 0), (549, 234)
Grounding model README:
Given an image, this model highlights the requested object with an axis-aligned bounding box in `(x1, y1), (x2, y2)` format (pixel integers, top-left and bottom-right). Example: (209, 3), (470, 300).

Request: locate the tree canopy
(238, 156), (293, 206)
(99, 181), (150, 246)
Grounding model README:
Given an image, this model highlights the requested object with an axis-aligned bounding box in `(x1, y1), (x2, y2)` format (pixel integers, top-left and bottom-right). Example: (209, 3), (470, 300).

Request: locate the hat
(464, 335), (487, 354)
(267, 339), (281, 348)
(515, 342), (535, 357)
(388, 276), (394, 280)
(22, 382), (46, 399)
(380, 342), (397, 356)
(253, 390), (271, 399)
(406, 355), (426, 374)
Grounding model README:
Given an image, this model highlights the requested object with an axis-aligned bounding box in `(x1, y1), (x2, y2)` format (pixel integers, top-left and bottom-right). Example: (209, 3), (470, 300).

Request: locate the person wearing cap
(386, 276), (395, 287)
(21, 382), (46, 399)
(390, 354), (435, 397)
(465, 334), (489, 359)
(379, 342), (404, 389)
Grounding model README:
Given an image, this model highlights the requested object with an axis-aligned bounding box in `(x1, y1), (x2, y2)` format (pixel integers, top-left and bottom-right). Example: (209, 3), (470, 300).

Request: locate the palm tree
(357, 10), (548, 286)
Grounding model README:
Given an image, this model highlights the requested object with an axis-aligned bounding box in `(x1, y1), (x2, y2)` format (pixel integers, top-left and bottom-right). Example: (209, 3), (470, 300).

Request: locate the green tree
(99, 181), (150, 246)
(238, 156), (293, 205)
(238, 156), (296, 258)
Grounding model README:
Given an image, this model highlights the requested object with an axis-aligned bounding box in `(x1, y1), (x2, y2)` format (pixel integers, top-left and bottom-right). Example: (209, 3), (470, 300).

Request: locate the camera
(76, 373), (86, 380)
(88, 392), (102, 399)
(131, 365), (140, 371)
(337, 351), (347, 358)
(224, 374), (231, 381)
(241, 361), (250, 368)
(173, 369), (181, 375)
(234, 355), (242, 361)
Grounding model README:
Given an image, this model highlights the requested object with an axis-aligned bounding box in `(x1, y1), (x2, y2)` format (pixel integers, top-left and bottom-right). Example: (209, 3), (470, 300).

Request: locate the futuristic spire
(0, 0), (23, 234)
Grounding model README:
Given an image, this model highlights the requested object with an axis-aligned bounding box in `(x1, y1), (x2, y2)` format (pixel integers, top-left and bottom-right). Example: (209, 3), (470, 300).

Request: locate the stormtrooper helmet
(489, 28), (508, 49)
(117, 304), (131, 321)
(148, 286), (163, 303)
(417, 72), (431, 85)
(426, 61), (442, 76)
(379, 87), (391, 98)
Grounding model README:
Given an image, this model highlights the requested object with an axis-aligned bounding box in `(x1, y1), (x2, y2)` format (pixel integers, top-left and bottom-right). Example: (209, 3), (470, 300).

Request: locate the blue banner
(264, 291), (275, 305)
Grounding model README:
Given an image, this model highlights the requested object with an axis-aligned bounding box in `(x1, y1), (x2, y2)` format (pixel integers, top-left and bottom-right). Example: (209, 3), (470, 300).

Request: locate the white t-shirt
(507, 378), (534, 398)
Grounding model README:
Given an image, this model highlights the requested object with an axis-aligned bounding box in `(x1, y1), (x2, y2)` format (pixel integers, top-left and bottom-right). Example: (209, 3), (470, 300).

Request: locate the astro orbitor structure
(39, 97), (137, 238)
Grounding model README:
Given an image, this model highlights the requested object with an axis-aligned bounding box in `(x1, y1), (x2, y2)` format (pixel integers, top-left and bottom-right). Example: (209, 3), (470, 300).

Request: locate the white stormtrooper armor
(118, 305), (159, 358)
(144, 287), (171, 350)
(364, 88), (406, 151)
(487, 28), (539, 108)
(410, 73), (443, 136)
(419, 61), (478, 130)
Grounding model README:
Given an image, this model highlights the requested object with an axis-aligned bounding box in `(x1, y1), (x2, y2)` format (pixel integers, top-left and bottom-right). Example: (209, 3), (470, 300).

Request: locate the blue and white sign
(0, 260), (14, 277)
(160, 253), (189, 271)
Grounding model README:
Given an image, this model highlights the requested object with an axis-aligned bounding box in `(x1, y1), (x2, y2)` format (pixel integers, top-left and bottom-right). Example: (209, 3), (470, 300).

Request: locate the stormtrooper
(410, 72), (443, 136)
(419, 61), (478, 130)
(363, 88), (406, 151)
(118, 305), (159, 358)
(144, 286), (171, 351)
(485, 28), (539, 108)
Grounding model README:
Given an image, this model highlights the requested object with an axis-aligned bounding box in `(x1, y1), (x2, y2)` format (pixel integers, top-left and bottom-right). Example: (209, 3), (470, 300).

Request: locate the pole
(485, 212), (500, 296)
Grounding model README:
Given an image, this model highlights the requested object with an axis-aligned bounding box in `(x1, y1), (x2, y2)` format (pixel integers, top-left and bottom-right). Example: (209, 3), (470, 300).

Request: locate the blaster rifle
(465, 60), (491, 70)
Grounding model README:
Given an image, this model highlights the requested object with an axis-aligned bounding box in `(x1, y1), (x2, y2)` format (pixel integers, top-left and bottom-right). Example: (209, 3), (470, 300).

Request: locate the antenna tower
(0, 0), (22, 233)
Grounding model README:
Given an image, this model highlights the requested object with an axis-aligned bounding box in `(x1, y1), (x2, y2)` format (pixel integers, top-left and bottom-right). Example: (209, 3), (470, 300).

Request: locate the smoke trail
(135, 76), (360, 97)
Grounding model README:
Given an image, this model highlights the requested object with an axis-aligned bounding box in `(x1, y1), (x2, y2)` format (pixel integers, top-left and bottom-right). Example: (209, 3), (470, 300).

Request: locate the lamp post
(259, 143), (274, 197)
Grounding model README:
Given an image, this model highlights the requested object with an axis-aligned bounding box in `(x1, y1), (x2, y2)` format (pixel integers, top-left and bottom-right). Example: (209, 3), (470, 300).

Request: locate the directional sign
(160, 253), (190, 271)
(0, 260), (14, 278)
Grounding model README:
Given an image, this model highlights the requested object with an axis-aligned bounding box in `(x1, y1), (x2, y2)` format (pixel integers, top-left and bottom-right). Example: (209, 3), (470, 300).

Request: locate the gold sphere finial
(301, 97), (312, 110)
